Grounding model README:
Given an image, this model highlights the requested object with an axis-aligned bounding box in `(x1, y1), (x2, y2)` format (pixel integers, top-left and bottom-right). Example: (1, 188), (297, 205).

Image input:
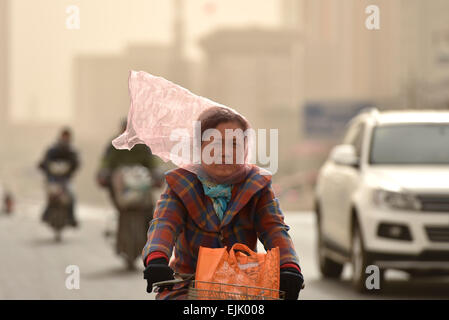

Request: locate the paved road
(1, 200), (448, 300)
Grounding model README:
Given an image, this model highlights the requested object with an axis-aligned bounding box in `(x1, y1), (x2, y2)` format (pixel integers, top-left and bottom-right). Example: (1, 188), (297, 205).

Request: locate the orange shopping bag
(193, 243), (280, 300)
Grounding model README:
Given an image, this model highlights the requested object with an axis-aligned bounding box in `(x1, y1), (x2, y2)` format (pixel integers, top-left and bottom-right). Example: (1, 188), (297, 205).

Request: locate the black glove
(280, 267), (304, 300)
(143, 258), (175, 293)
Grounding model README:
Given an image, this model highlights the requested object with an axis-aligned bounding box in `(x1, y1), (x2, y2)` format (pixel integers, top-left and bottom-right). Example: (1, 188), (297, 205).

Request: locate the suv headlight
(373, 189), (421, 211)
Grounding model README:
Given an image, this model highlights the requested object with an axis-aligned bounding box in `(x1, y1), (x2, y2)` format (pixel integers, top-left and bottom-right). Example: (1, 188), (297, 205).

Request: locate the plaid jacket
(142, 165), (301, 274)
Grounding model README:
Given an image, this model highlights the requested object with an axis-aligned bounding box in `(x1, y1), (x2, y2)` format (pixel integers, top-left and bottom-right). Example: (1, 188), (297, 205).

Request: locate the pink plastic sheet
(112, 71), (255, 183)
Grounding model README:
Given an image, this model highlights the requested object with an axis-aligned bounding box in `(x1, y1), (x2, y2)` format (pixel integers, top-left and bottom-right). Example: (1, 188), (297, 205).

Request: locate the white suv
(314, 109), (449, 291)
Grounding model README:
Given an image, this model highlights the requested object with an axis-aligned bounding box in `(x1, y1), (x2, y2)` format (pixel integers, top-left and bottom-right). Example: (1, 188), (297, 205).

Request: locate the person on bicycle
(140, 107), (304, 300)
(38, 127), (80, 227)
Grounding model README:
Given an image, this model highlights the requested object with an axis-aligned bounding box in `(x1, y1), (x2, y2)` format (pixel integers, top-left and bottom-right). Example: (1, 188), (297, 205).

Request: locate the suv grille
(426, 226), (449, 242)
(417, 194), (449, 212)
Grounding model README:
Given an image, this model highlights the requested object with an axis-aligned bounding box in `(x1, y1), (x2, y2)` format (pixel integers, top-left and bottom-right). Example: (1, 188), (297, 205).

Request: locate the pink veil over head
(112, 71), (256, 184)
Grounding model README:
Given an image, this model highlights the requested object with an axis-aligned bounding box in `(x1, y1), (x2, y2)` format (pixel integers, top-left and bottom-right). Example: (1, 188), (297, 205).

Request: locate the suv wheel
(351, 222), (384, 292)
(317, 214), (344, 278)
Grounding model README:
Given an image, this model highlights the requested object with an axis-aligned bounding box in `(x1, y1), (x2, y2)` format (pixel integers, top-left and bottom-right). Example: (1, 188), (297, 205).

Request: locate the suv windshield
(369, 124), (449, 165)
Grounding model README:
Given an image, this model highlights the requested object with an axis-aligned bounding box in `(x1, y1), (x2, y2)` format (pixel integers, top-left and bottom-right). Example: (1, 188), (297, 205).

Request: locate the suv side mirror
(330, 144), (360, 168)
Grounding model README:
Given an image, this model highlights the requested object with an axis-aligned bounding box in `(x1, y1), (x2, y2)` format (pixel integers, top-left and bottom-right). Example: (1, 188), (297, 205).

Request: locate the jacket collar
(165, 166), (271, 232)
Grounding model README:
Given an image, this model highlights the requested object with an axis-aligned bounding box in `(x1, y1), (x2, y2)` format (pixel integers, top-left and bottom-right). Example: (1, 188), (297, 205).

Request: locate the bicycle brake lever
(152, 274), (195, 293)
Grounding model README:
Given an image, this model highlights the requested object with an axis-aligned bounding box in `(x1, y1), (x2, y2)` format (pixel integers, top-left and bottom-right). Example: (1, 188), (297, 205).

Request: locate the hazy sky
(9, 0), (281, 123)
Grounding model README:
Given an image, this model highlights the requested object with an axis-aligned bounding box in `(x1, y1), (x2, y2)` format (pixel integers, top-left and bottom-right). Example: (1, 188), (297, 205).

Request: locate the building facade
(0, 0), (9, 126)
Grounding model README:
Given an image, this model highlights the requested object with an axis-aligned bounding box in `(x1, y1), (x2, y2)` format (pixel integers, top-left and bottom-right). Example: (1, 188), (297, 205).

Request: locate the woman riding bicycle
(113, 72), (304, 300)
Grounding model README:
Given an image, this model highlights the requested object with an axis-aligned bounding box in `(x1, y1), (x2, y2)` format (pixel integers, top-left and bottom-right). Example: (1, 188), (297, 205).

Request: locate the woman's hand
(143, 258), (175, 293)
(280, 267), (304, 300)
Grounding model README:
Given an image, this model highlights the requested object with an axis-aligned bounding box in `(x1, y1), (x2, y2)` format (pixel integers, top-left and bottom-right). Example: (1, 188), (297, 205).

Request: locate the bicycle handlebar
(153, 273), (305, 292)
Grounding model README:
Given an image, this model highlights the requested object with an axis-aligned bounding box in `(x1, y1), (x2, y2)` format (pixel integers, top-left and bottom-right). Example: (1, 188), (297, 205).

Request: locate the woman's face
(201, 121), (246, 181)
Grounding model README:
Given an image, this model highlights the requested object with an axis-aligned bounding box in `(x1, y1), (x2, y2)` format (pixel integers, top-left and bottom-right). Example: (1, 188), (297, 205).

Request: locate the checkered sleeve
(254, 183), (301, 267)
(141, 185), (187, 263)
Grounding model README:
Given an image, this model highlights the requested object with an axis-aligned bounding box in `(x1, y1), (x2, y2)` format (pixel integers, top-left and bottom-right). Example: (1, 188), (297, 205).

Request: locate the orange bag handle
(229, 243), (257, 264)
